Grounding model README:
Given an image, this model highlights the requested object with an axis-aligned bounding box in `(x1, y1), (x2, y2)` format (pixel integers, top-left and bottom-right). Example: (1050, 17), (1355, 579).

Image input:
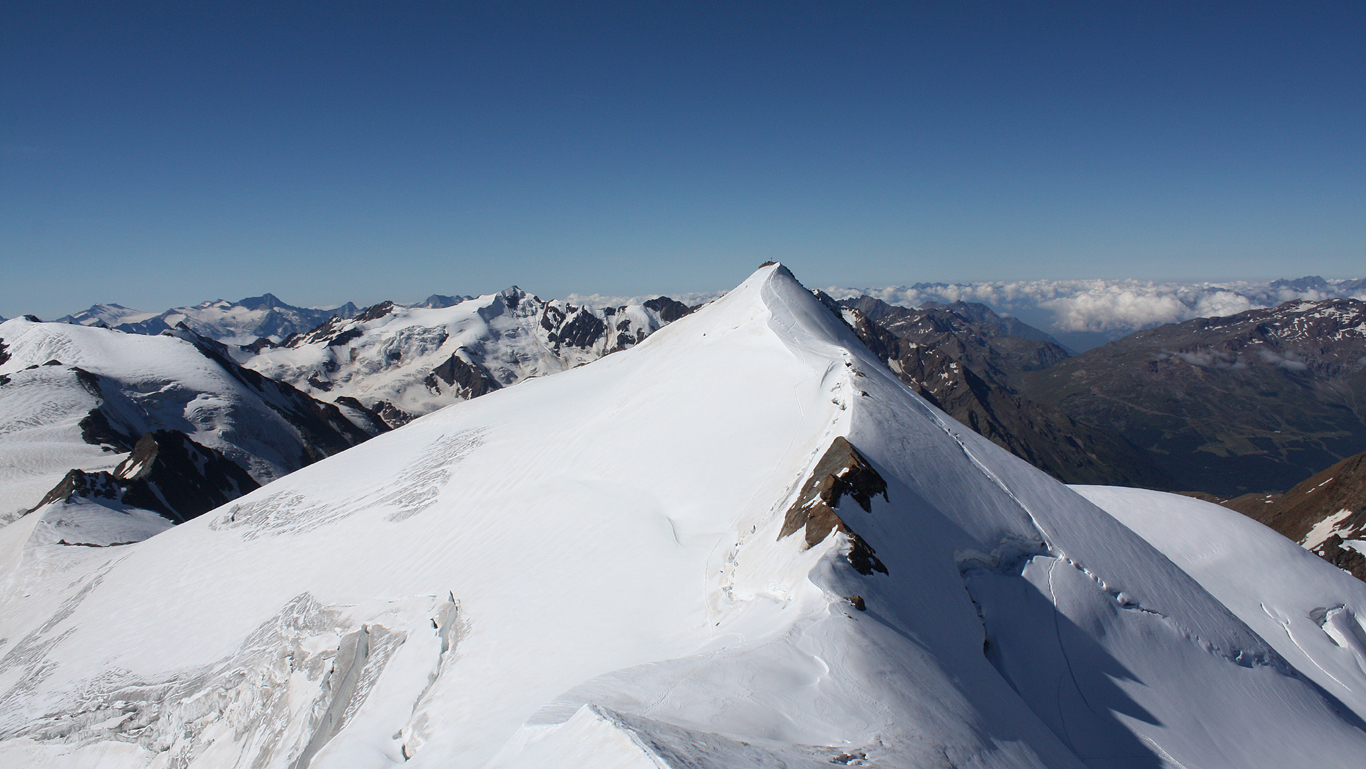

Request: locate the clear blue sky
(3, 1), (1362, 319)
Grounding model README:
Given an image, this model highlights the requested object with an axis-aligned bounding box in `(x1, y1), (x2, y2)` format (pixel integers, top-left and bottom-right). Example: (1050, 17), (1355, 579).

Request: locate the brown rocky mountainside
(837, 296), (1174, 488)
(1221, 449), (1366, 581)
(841, 296), (1072, 384)
(1018, 298), (1366, 497)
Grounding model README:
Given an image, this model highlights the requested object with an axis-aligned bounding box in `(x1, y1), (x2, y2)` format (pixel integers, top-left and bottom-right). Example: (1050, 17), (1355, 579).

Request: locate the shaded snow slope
(1075, 485), (1366, 722)
(1, 266), (1365, 769)
(0, 318), (376, 517)
(243, 288), (685, 425)
(16, 496), (175, 549)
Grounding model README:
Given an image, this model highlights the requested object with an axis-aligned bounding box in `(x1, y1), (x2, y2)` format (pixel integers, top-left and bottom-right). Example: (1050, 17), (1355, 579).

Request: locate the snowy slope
(0, 361), (128, 520)
(1, 266), (1365, 769)
(1074, 485), (1366, 722)
(0, 318), (377, 517)
(243, 288), (687, 424)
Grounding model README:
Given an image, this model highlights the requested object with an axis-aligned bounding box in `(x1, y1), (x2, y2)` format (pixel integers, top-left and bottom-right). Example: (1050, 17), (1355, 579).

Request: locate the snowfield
(2, 265), (1365, 768)
(1074, 485), (1366, 722)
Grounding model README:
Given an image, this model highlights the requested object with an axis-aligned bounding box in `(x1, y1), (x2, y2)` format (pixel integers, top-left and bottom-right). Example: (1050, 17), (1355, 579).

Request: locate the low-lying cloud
(822, 277), (1366, 335)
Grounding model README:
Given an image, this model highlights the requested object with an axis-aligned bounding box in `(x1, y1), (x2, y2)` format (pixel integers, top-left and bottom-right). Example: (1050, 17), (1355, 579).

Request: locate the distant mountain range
(23, 284), (1366, 499)
(36, 273), (1365, 354)
(56, 294), (362, 345)
(242, 288), (692, 427)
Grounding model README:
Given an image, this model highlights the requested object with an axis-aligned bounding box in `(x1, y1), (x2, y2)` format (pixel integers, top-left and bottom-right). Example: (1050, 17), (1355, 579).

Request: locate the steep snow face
(2, 266), (1366, 769)
(243, 288), (682, 424)
(0, 319), (368, 516)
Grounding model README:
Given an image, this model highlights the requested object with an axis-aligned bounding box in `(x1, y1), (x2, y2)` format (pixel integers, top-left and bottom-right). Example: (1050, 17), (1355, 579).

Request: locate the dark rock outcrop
(114, 431), (261, 522)
(644, 297), (692, 323)
(354, 301), (396, 323)
(426, 353), (501, 400)
(780, 437), (889, 575)
(546, 309), (607, 350)
(35, 431), (260, 524)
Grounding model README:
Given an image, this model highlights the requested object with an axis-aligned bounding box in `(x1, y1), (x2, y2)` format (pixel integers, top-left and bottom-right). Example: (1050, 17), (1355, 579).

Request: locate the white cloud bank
(822, 277), (1366, 334)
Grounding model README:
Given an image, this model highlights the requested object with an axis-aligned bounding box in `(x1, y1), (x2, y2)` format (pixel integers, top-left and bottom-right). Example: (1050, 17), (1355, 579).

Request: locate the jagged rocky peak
(499, 285), (528, 309)
(354, 299), (397, 323)
(235, 292), (285, 311)
(643, 295), (692, 322)
(424, 352), (500, 400)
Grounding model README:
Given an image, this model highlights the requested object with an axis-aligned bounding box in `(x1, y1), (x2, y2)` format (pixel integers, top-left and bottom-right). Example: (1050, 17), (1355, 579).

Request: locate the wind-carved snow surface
(3, 265), (1366, 768)
(207, 428), (485, 537)
(0, 362), (124, 519)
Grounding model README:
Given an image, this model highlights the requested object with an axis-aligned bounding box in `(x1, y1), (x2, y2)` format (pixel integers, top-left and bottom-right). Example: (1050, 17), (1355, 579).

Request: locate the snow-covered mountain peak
(0, 317), (379, 518)
(244, 285), (691, 425)
(4, 264), (1366, 768)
